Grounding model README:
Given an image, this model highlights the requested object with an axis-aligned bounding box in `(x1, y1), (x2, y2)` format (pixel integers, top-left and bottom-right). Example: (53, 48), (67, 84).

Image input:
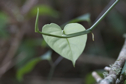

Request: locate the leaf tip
(72, 61), (76, 67)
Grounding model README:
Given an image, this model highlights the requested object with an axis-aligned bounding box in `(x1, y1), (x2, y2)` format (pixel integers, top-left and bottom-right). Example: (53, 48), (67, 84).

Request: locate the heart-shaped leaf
(42, 23), (87, 66)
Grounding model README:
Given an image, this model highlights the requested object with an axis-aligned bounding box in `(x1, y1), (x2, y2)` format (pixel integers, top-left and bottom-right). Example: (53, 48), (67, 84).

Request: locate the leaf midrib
(63, 30), (74, 61)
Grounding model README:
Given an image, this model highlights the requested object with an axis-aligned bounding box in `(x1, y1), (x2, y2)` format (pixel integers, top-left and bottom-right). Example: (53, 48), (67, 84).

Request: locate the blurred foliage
(69, 13), (91, 23)
(62, 13), (91, 27)
(0, 12), (9, 38)
(124, 80), (126, 84)
(29, 5), (59, 18)
(41, 39), (48, 48)
(16, 58), (41, 81)
(16, 50), (52, 81)
(16, 39), (42, 68)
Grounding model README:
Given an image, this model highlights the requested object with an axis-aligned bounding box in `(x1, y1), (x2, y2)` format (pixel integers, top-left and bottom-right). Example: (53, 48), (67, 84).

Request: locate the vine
(35, 0), (120, 66)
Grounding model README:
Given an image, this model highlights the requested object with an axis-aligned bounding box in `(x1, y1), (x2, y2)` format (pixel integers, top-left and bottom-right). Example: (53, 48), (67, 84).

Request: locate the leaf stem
(35, 0), (120, 38)
(88, 0), (120, 31)
(47, 56), (63, 84)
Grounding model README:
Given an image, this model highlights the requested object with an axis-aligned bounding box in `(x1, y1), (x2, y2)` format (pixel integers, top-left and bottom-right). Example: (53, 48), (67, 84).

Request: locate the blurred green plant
(29, 5), (59, 18)
(62, 13), (91, 27)
(16, 39), (43, 81)
(16, 50), (52, 81)
(0, 12), (9, 38)
(124, 80), (126, 84)
(16, 39), (42, 68)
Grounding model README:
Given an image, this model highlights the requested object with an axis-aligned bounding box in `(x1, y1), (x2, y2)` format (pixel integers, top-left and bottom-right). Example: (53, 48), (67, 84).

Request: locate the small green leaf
(70, 13), (90, 23)
(62, 13), (91, 27)
(42, 23), (87, 66)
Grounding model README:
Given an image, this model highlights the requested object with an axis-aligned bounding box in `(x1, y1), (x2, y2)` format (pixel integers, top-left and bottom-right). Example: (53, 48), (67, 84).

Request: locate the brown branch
(93, 35), (126, 84)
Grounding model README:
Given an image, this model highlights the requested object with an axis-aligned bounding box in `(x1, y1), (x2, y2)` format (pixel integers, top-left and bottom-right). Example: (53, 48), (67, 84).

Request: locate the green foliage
(16, 39), (42, 68)
(42, 23), (87, 66)
(124, 80), (126, 84)
(69, 13), (90, 23)
(41, 39), (48, 48)
(0, 12), (9, 38)
(29, 5), (59, 18)
(16, 58), (41, 81)
(16, 50), (52, 81)
(85, 73), (96, 84)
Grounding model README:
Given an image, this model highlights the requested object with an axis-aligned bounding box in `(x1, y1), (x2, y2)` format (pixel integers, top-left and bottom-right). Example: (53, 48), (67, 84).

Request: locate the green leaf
(16, 58), (41, 81)
(62, 13), (91, 27)
(16, 50), (52, 81)
(70, 13), (90, 23)
(42, 23), (87, 66)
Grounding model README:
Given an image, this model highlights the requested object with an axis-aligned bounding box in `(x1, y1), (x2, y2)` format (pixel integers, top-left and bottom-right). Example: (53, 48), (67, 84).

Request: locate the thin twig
(47, 56), (63, 84)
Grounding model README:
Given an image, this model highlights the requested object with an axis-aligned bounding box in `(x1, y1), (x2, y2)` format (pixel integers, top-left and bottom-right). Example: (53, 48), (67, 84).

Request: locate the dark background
(0, 0), (126, 84)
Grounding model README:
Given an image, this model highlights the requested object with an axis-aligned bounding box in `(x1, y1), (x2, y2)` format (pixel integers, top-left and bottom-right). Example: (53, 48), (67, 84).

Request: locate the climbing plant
(17, 0), (126, 84)
(35, 0), (120, 66)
